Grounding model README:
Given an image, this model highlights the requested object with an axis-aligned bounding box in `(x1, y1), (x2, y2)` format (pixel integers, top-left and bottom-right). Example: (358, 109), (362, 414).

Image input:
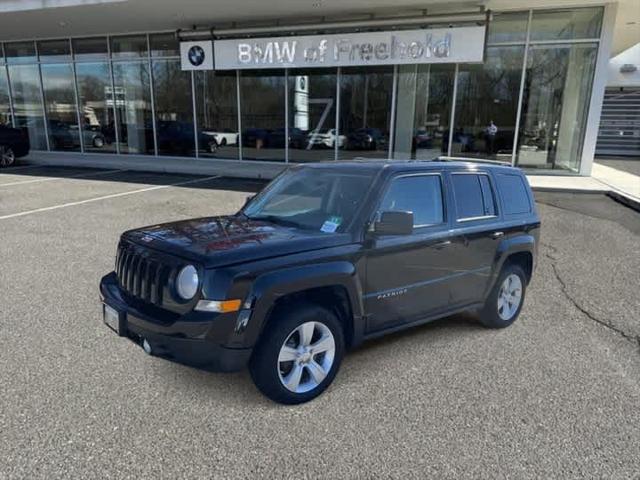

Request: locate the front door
(364, 172), (454, 332)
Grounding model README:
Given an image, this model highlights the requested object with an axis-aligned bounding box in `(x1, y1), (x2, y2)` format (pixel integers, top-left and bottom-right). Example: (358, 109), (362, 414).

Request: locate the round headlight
(176, 265), (199, 300)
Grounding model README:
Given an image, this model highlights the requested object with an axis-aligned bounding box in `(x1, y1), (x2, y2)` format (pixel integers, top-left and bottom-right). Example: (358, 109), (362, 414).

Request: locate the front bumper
(100, 272), (251, 372)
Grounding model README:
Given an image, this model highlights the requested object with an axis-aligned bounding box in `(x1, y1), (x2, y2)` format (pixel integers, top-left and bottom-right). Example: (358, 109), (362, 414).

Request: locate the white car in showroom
(201, 129), (238, 151)
(307, 129), (346, 149)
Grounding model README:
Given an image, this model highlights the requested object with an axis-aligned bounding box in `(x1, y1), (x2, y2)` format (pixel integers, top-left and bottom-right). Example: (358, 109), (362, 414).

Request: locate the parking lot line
(0, 175), (220, 221)
(0, 168), (126, 187)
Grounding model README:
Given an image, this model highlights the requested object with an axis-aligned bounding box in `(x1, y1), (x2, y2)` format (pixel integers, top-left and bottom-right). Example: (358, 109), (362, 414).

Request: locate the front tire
(249, 303), (345, 404)
(479, 263), (527, 328)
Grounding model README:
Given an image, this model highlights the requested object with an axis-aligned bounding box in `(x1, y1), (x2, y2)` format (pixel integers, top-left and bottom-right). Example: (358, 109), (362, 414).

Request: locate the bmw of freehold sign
(180, 40), (214, 70)
(212, 26), (486, 70)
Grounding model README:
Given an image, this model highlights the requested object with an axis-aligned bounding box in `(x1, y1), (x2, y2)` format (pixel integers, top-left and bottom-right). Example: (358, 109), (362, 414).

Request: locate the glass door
(393, 64), (455, 160)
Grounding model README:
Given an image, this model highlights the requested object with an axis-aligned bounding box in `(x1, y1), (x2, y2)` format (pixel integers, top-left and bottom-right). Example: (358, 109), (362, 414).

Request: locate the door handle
(433, 240), (452, 249)
(491, 231), (504, 239)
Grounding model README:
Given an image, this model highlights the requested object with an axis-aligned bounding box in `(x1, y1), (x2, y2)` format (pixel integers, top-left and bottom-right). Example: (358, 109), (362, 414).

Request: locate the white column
(579, 2), (618, 176)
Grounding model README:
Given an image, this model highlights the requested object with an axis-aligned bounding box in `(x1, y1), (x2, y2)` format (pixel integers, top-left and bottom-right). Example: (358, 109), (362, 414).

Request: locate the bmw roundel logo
(188, 45), (206, 67)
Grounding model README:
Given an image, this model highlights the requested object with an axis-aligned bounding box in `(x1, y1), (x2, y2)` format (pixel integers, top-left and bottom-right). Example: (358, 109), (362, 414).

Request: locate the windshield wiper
(246, 214), (303, 229)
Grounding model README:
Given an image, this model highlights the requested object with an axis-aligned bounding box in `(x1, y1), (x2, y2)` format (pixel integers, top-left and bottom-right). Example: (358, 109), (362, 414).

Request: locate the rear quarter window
(496, 173), (531, 215)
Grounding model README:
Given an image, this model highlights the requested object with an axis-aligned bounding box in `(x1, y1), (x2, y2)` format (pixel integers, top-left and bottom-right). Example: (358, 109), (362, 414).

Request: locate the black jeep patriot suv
(100, 160), (540, 404)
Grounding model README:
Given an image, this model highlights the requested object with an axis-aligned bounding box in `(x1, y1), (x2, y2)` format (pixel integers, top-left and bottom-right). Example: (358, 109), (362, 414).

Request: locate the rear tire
(249, 303), (345, 405)
(479, 263), (527, 329)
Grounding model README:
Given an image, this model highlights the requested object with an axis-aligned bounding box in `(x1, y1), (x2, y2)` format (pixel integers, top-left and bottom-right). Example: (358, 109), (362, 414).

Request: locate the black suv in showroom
(0, 124), (30, 167)
(100, 160), (540, 404)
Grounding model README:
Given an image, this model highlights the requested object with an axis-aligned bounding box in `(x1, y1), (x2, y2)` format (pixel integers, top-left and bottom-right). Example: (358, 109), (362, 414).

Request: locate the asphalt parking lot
(1, 165), (639, 479)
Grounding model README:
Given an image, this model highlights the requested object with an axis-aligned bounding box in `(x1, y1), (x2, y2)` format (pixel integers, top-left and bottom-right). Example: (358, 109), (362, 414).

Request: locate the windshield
(243, 168), (374, 232)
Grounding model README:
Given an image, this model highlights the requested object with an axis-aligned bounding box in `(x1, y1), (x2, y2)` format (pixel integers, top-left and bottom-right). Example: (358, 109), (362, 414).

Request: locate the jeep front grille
(115, 242), (170, 306)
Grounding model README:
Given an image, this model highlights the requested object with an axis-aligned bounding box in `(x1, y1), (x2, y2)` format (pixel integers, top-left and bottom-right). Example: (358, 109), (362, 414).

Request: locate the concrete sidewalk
(19, 151), (640, 209)
(528, 161), (640, 210)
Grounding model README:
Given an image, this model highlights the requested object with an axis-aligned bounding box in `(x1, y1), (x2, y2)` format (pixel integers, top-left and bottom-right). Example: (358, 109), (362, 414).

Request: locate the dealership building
(0, 0), (638, 177)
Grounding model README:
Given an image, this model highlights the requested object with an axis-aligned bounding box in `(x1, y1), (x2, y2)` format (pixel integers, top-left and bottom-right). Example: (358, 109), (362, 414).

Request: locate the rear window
(496, 173), (531, 215)
(451, 173), (497, 220)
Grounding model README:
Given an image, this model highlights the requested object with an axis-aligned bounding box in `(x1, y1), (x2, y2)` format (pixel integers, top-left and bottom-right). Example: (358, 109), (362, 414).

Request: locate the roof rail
(437, 156), (512, 166)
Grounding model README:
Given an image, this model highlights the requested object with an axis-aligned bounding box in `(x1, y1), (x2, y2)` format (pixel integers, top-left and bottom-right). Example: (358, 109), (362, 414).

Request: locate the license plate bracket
(103, 303), (125, 336)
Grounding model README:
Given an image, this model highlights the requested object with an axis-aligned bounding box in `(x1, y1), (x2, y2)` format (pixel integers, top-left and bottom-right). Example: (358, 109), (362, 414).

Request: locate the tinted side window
(496, 173), (531, 214)
(478, 175), (497, 216)
(451, 174), (484, 219)
(379, 175), (444, 227)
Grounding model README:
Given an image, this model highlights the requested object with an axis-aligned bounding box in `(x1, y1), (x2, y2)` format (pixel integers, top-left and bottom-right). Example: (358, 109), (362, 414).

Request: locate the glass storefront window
(112, 62), (154, 154)
(487, 12), (529, 44)
(287, 68), (337, 163)
(452, 46), (525, 160)
(393, 64), (455, 159)
(76, 62), (116, 153)
(339, 66), (393, 160)
(111, 35), (148, 59)
(5, 42), (37, 64)
(72, 37), (108, 61)
(239, 70), (286, 161)
(194, 70), (239, 159)
(152, 59), (195, 157)
(0, 68), (12, 125)
(38, 40), (71, 62)
(150, 33), (180, 57)
(9, 64), (47, 149)
(41, 63), (81, 151)
(516, 43), (598, 172)
(530, 7), (603, 41)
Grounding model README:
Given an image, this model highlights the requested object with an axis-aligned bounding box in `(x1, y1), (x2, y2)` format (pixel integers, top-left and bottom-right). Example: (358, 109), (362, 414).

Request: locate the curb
(607, 190), (640, 213)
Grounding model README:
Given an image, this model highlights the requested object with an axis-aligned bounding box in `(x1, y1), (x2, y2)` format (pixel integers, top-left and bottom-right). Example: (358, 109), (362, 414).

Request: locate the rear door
(364, 172), (456, 332)
(446, 170), (503, 307)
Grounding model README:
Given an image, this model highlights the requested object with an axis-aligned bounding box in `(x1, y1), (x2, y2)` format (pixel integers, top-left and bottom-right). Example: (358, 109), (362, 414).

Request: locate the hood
(123, 215), (352, 268)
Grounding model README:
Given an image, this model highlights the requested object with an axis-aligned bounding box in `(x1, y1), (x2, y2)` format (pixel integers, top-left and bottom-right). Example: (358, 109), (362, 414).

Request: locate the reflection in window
(5, 42), (37, 64)
(9, 64), (47, 150)
(379, 175), (444, 227)
(453, 46), (524, 160)
(76, 62), (116, 153)
(530, 7), (603, 41)
(38, 40), (71, 62)
(152, 59), (194, 157)
(41, 64), (80, 151)
(394, 64), (455, 159)
(194, 70), (239, 159)
(339, 66), (393, 160)
(287, 68), (337, 163)
(111, 35), (147, 59)
(487, 12), (529, 44)
(451, 174), (486, 219)
(72, 37), (108, 61)
(239, 70), (285, 161)
(150, 33), (180, 57)
(0, 69), (12, 125)
(517, 44), (598, 171)
(112, 62), (154, 155)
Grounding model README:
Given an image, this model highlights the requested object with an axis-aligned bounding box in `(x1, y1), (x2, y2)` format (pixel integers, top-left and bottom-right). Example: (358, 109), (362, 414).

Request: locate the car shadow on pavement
(156, 313), (484, 407)
(0, 165), (268, 194)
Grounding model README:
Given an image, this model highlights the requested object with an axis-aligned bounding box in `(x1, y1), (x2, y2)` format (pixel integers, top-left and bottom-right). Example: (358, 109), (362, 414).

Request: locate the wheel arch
(484, 235), (536, 297)
(243, 262), (364, 349)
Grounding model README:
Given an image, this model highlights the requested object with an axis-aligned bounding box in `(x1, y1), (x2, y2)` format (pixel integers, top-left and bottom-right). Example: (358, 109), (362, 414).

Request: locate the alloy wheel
(277, 321), (336, 394)
(497, 273), (523, 321)
(0, 146), (16, 167)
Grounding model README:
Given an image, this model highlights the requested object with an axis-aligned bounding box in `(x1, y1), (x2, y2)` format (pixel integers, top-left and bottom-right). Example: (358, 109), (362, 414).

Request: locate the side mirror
(374, 211), (414, 236)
